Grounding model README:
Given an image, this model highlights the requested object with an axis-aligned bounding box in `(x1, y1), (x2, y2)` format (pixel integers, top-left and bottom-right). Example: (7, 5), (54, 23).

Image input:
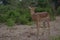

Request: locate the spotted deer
(29, 6), (50, 40)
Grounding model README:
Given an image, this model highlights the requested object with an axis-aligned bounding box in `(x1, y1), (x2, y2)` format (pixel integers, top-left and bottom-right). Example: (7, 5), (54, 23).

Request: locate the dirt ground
(0, 16), (60, 40)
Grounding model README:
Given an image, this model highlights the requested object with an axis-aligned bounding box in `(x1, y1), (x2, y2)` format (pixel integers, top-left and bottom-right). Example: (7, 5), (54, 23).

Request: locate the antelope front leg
(36, 21), (40, 40)
(46, 20), (50, 40)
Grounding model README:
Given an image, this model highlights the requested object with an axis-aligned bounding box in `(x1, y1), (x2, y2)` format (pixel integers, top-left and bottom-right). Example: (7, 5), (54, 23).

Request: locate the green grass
(50, 36), (60, 40)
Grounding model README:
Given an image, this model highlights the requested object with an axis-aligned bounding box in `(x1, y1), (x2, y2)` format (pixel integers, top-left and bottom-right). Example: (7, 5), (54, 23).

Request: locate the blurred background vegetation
(0, 0), (60, 26)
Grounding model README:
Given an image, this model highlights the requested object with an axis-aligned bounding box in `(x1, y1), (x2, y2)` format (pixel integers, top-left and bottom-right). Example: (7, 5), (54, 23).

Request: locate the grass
(50, 36), (60, 40)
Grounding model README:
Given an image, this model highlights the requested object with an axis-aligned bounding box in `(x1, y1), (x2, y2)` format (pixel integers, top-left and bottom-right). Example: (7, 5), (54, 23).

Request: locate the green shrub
(18, 15), (29, 24)
(0, 6), (32, 26)
(6, 18), (15, 27)
(37, 0), (49, 7)
(35, 7), (45, 12)
(0, 5), (10, 23)
(45, 7), (56, 21)
(57, 7), (60, 16)
(16, 8), (32, 24)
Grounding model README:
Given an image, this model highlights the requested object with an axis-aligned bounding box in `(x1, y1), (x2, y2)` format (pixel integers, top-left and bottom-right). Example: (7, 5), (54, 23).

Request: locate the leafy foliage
(6, 18), (15, 26)
(57, 7), (60, 16)
(0, 0), (57, 26)
(0, 4), (32, 26)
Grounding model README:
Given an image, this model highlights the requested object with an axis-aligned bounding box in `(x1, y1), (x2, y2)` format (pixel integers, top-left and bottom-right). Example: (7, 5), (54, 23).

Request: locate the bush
(16, 8), (32, 24)
(57, 7), (60, 16)
(0, 5), (32, 26)
(35, 7), (45, 12)
(37, 0), (49, 7)
(0, 5), (9, 23)
(6, 18), (15, 27)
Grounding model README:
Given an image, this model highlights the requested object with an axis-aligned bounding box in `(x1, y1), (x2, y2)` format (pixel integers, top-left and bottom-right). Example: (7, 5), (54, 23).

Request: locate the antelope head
(28, 6), (36, 15)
